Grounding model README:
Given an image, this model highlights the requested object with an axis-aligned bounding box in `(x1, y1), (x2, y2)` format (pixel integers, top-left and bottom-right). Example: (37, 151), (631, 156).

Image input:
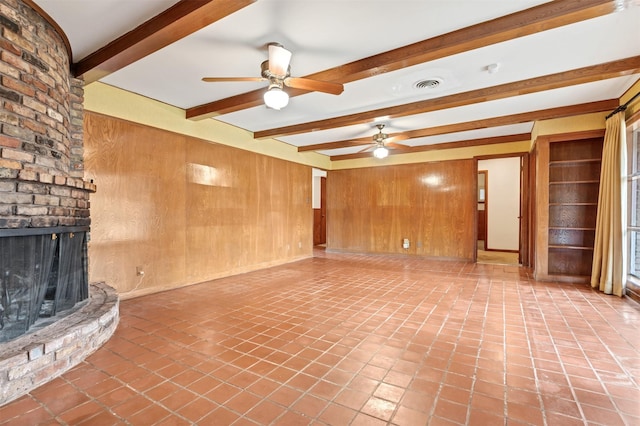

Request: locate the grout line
(4, 251), (638, 425)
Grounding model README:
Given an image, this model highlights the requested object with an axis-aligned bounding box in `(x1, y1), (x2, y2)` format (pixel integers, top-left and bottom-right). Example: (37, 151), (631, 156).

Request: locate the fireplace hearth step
(0, 282), (119, 406)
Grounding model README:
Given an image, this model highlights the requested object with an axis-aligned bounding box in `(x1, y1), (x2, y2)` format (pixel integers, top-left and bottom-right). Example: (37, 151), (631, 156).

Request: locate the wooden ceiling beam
(330, 133), (531, 161)
(298, 99), (618, 152)
(186, 0), (613, 120)
(298, 137), (375, 152)
(74, 0), (256, 84)
(256, 56), (640, 139)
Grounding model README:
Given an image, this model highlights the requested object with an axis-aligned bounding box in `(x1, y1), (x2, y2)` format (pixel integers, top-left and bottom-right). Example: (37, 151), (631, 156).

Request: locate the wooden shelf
(549, 158), (601, 165)
(546, 273), (591, 282)
(549, 226), (596, 231)
(549, 202), (597, 206)
(549, 245), (594, 250)
(549, 180), (599, 184)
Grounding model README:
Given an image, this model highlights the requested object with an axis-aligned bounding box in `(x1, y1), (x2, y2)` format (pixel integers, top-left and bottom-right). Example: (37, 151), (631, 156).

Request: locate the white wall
(478, 157), (520, 251)
(312, 168), (327, 209)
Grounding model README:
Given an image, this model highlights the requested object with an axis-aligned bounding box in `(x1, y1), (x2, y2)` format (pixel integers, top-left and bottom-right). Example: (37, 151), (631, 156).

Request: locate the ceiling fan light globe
(264, 86), (289, 110)
(373, 146), (389, 159)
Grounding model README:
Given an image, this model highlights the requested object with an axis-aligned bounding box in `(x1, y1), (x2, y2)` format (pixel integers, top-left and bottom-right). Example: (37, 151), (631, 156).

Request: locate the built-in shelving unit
(547, 138), (602, 277)
(535, 131), (604, 282)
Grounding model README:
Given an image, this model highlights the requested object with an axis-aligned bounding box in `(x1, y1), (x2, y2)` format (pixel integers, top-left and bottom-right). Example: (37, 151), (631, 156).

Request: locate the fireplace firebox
(0, 226), (89, 343)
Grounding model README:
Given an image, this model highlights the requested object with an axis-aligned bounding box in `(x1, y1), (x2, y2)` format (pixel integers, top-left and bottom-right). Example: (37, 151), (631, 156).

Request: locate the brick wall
(0, 1), (118, 406)
(0, 0), (94, 229)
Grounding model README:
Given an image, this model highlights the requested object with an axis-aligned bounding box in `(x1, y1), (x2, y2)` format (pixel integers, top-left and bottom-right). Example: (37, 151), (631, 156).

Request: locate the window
(627, 117), (640, 291)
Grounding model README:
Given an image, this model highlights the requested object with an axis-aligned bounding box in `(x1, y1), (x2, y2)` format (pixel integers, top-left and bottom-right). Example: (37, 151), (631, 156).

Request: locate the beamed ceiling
(31, 0), (640, 161)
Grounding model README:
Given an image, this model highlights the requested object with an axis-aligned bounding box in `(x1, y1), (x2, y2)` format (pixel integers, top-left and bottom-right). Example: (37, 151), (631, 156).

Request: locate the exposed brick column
(0, 0), (94, 229)
(0, 3), (117, 406)
(69, 77), (85, 178)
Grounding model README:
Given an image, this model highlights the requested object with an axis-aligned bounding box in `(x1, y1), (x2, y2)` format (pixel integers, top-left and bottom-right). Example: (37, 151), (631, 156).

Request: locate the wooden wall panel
(313, 209), (322, 245)
(84, 112), (312, 297)
(184, 140), (312, 283)
(327, 160), (476, 260)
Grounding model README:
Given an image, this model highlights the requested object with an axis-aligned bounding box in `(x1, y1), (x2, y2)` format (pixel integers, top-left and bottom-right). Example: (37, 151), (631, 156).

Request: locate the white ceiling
(33, 0), (640, 159)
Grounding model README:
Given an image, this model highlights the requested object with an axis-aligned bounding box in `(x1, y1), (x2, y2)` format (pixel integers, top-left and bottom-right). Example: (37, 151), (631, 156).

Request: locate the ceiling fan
(363, 124), (410, 159)
(202, 43), (344, 110)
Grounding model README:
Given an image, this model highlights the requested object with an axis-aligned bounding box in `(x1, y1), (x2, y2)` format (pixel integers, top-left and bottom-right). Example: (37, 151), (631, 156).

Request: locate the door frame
(475, 152), (530, 266)
(477, 169), (488, 249)
(319, 176), (326, 245)
(312, 170), (327, 246)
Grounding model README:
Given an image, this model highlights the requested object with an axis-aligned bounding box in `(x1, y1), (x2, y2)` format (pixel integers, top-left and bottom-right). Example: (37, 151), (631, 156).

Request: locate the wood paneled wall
(327, 160), (476, 259)
(84, 112), (312, 297)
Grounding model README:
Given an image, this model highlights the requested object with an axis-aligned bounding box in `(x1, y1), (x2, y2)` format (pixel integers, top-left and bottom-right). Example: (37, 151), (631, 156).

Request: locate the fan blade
(357, 144), (374, 153)
(202, 77), (266, 82)
(268, 44), (292, 76)
(284, 77), (344, 95)
(387, 142), (411, 150)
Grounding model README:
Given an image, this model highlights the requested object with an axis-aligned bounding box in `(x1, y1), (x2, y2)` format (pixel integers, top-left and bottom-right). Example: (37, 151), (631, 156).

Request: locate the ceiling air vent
(413, 78), (442, 90)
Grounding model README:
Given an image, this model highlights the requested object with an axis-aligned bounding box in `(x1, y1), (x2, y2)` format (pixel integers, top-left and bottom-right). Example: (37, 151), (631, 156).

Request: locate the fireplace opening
(0, 226), (89, 343)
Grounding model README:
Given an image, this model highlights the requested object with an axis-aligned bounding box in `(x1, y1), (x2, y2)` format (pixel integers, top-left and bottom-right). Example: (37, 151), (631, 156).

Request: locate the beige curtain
(591, 111), (627, 296)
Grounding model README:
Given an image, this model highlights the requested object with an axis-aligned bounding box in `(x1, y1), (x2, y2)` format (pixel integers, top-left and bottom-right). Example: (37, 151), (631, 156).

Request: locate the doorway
(477, 157), (521, 265)
(477, 170), (487, 250)
(312, 169), (327, 246)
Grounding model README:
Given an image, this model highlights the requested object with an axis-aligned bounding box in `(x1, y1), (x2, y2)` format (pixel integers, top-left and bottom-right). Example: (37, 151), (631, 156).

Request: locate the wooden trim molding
(475, 151), (530, 161)
(535, 129), (606, 144)
(627, 107), (640, 124)
(626, 280), (640, 305)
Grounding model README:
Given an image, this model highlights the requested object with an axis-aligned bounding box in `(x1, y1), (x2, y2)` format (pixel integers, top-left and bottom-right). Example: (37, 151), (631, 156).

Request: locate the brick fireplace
(0, 0), (118, 405)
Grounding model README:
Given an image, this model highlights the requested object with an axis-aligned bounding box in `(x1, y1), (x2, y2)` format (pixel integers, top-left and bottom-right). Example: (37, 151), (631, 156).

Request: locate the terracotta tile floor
(1, 249), (639, 425)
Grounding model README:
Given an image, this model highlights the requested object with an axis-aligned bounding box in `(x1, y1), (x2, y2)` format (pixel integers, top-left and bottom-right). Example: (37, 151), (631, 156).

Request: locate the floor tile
(1, 249), (638, 425)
